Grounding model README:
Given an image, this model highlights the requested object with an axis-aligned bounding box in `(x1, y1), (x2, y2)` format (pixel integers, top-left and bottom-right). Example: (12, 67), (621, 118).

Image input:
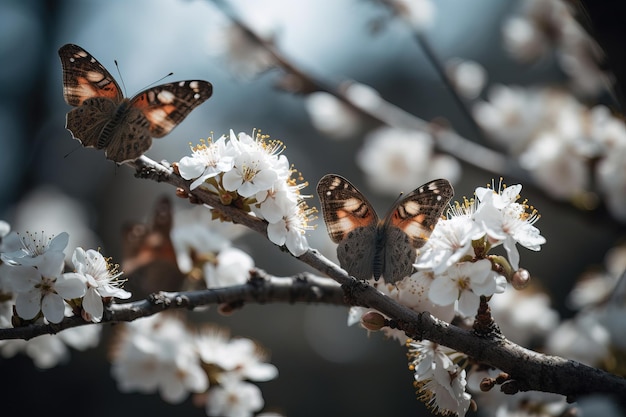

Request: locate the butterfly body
(59, 44), (213, 163)
(317, 174), (453, 283)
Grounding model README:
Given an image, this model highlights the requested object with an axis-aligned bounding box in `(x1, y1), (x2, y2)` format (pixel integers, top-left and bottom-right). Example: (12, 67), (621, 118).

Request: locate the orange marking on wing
(77, 76), (118, 100)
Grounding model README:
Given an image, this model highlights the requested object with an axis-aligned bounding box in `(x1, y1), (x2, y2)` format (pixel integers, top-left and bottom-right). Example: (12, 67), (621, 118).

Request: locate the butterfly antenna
(139, 72), (174, 92)
(63, 143), (83, 159)
(113, 59), (128, 97)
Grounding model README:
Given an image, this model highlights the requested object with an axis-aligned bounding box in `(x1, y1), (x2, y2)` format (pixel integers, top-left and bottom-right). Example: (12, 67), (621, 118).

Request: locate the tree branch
(0, 271), (343, 340)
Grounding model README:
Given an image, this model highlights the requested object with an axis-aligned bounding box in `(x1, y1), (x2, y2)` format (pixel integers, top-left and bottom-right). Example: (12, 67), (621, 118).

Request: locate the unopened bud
(495, 372), (510, 384)
(171, 162), (180, 175)
(361, 311), (386, 331)
(512, 268), (530, 290)
(479, 378), (495, 392)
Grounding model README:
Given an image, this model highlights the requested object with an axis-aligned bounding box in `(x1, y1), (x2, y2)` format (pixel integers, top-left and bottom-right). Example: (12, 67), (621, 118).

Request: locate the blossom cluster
(178, 130), (314, 256)
(0, 229), (130, 324)
(0, 223), (129, 367)
(110, 314), (278, 417)
(170, 205), (255, 289)
(349, 181), (546, 416)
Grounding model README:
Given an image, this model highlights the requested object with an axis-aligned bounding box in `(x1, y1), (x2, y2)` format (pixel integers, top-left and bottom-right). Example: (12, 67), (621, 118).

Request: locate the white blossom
(10, 251), (85, 323)
(64, 248), (130, 323)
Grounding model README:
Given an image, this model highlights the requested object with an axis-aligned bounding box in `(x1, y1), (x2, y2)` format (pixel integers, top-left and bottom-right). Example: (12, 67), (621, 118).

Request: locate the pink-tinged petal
(10, 265), (41, 292)
(55, 274), (87, 299)
(15, 289), (42, 320)
(82, 288), (103, 322)
(41, 293), (65, 323)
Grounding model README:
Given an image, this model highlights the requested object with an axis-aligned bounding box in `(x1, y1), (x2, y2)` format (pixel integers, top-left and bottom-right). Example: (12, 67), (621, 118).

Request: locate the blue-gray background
(0, 1), (622, 416)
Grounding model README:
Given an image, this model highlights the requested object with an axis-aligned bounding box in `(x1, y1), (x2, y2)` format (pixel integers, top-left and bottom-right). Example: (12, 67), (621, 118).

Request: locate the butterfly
(317, 174), (453, 284)
(58, 43), (213, 163)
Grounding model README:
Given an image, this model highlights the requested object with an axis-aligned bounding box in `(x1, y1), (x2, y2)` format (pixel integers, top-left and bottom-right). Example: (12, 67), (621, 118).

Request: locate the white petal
(428, 276), (458, 306)
(9, 266), (41, 292)
(55, 274), (87, 299)
(15, 289), (42, 320)
(83, 288), (104, 322)
(457, 290), (480, 317)
(48, 232), (69, 252)
(42, 293), (65, 323)
(178, 156), (207, 180)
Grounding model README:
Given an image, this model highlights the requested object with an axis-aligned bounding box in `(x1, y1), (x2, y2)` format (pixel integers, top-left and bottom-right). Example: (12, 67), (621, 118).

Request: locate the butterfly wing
(130, 80), (213, 138)
(317, 174), (379, 281)
(58, 43), (123, 106)
(382, 178), (454, 283)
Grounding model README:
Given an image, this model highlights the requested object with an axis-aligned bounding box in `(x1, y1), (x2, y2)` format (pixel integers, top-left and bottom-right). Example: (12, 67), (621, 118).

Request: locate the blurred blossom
(6, 187), (100, 261)
(171, 205), (248, 275)
(204, 246), (254, 288)
(0, 314), (100, 369)
(445, 58), (487, 100)
(386, 0), (436, 31)
(567, 244), (626, 310)
(519, 131), (590, 200)
(205, 374), (265, 417)
(545, 312), (610, 366)
(356, 127), (460, 195)
(502, 0), (610, 96)
(304, 92), (362, 139)
(473, 85), (557, 153)
(489, 285), (559, 347)
(110, 314), (209, 404)
(596, 144), (626, 221)
(206, 21), (277, 80)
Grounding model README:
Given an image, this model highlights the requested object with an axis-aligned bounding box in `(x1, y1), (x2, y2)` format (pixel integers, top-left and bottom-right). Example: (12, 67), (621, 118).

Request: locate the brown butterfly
(58, 43), (213, 163)
(317, 174), (453, 284)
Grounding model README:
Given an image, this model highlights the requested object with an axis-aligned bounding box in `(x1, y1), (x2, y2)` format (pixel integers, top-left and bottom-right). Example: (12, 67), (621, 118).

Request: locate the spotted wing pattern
(317, 174), (453, 283)
(58, 43), (213, 163)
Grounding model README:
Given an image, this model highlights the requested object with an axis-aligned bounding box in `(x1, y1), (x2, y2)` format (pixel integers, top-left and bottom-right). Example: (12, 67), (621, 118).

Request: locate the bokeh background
(1, 0), (625, 416)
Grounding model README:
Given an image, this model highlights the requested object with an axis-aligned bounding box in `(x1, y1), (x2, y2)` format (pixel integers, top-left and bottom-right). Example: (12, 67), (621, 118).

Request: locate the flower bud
(361, 311), (386, 331)
(512, 268), (530, 290)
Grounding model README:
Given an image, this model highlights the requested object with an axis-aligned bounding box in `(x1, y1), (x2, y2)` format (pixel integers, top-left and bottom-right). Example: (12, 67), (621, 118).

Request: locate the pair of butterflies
(58, 43), (213, 163)
(59, 44), (453, 284)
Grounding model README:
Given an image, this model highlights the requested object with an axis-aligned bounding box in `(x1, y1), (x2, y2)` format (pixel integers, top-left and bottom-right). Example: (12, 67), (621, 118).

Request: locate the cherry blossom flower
(428, 259), (506, 318)
(110, 314), (208, 404)
(1, 231), (68, 267)
(9, 251), (85, 323)
(206, 374), (264, 417)
(415, 210), (483, 274)
(356, 127), (460, 196)
(474, 185), (546, 271)
(305, 92), (362, 139)
(178, 136), (236, 190)
(266, 202), (311, 256)
(64, 247), (130, 323)
(171, 206), (248, 275)
(408, 340), (471, 416)
(204, 247), (254, 288)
